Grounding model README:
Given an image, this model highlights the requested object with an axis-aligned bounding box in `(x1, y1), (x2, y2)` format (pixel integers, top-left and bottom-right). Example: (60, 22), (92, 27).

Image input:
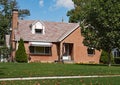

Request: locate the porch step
(63, 60), (74, 64)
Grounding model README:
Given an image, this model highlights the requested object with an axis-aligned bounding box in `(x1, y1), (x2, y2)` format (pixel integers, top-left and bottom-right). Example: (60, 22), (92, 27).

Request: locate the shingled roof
(15, 20), (79, 42)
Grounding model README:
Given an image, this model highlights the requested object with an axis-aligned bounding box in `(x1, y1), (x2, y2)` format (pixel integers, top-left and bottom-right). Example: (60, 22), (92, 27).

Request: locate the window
(87, 48), (95, 55)
(29, 46), (51, 55)
(35, 29), (43, 34)
(114, 51), (120, 58)
(31, 21), (45, 34)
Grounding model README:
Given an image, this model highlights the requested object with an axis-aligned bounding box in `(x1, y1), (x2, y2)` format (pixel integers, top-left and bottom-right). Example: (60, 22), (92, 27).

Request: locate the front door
(62, 43), (73, 61)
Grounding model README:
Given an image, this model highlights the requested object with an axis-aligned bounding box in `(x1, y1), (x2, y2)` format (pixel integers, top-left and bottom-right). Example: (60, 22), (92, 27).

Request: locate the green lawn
(0, 63), (120, 78)
(0, 77), (120, 85)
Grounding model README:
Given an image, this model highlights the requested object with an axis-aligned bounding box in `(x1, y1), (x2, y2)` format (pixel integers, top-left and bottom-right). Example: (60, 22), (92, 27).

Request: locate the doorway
(62, 43), (73, 61)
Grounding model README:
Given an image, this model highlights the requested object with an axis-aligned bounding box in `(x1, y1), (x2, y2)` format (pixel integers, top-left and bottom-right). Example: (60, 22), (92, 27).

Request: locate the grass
(0, 63), (120, 78)
(0, 77), (120, 85)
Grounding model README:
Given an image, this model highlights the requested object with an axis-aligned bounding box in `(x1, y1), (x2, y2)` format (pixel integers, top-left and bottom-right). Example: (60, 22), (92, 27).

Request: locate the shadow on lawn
(75, 63), (106, 66)
(75, 63), (120, 67)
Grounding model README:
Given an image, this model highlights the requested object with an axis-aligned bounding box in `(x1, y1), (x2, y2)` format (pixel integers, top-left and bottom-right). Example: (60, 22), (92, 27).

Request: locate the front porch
(61, 43), (74, 62)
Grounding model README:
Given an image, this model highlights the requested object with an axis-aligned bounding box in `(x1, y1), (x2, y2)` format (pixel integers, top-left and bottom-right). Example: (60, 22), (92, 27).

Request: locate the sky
(17, 0), (75, 22)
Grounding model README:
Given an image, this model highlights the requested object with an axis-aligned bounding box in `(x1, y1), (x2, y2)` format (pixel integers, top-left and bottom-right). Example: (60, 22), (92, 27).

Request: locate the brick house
(10, 9), (101, 63)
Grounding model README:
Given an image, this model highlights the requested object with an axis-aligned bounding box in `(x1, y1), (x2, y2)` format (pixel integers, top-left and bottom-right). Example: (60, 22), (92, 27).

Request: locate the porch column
(60, 42), (64, 62)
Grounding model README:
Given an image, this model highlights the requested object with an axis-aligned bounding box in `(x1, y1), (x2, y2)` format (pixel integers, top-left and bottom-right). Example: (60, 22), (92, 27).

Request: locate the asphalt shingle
(15, 20), (79, 42)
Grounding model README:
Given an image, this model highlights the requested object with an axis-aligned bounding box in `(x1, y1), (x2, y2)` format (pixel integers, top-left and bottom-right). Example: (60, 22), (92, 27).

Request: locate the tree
(15, 38), (28, 63)
(67, 0), (120, 66)
(67, 0), (91, 23)
(0, 0), (30, 60)
(0, 46), (10, 62)
(100, 50), (114, 64)
(0, 0), (30, 44)
(0, 14), (9, 45)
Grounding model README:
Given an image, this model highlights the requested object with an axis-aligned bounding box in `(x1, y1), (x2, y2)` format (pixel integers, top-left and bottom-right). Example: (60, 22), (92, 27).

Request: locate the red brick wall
(24, 42), (58, 62)
(61, 27), (101, 64)
(23, 27), (101, 63)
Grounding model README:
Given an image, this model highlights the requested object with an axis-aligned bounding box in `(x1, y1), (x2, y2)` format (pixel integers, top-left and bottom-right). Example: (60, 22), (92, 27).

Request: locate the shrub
(100, 50), (114, 64)
(0, 46), (10, 58)
(114, 58), (120, 64)
(15, 38), (28, 63)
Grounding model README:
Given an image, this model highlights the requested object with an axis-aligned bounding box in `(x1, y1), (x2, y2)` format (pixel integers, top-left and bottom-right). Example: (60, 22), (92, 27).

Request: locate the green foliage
(15, 38), (28, 63)
(100, 50), (114, 64)
(0, 11), (9, 43)
(0, 46), (10, 58)
(68, 0), (120, 66)
(85, 0), (120, 49)
(0, 0), (30, 45)
(114, 58), (120, 64)
(67, 0), (91, 23)
(100, 50), (108, 64)
(0, 0), (17, 42)
(19, 9), (30, 19)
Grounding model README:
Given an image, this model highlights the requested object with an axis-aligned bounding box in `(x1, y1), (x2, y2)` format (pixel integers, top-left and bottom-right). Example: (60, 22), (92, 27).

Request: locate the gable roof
(14, 20), (79, 42)
(31, 20), (45, 26)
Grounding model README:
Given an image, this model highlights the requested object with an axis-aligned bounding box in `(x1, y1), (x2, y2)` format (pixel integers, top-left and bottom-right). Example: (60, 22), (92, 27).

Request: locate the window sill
(88, 54), (94, 56)
(30, 53), (52, 56)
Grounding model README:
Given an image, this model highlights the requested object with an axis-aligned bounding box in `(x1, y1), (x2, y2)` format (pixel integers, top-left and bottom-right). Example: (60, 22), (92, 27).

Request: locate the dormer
(30, 21), (45, 34)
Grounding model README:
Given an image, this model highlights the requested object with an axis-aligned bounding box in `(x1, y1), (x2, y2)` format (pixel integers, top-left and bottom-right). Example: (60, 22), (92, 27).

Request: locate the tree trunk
(108, 50), (111, 67)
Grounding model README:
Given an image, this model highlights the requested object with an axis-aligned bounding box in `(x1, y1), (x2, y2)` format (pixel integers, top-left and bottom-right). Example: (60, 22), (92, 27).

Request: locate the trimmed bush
(15, 38), (28, 63)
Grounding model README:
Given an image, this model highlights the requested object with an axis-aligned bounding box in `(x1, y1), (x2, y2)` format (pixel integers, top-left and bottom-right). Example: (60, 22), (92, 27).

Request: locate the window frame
(35, 29), (43, 34)
(87, 48), (95, 56)
(29, 46), (52, 55)
(114, 51), (120, 58)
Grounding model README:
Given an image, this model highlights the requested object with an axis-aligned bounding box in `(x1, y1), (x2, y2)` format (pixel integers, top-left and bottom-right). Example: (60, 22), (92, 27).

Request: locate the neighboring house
(112, 48), (120, 58)
(0, 35), (10, 62)
(5, 35), (10, 48)
(9, 9), (101, 63)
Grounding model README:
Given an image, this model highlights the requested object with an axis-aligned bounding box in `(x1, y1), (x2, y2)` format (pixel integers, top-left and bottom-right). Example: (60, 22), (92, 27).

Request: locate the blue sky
(17, 0), (74, 22)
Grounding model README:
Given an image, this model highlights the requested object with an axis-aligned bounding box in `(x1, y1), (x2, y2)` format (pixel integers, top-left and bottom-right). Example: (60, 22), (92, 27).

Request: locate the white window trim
(31, 21), (45, 34)
(30, 46), (51, 55)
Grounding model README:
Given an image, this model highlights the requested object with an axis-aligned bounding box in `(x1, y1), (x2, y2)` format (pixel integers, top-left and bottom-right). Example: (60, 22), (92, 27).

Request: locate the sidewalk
(0, 75), (120, 81)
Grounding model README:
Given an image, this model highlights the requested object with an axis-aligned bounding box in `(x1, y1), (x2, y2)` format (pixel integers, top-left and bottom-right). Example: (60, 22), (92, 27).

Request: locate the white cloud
(54, 0), (74, 10)
(39, 0), (44, 7)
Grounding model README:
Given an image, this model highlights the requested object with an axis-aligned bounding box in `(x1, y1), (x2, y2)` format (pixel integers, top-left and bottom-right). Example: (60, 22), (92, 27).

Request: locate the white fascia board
(58, 23), (79, 42)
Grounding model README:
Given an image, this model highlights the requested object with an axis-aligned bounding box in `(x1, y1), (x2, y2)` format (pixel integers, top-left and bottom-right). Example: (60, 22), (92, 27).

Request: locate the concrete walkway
(0, 75), (120, 81)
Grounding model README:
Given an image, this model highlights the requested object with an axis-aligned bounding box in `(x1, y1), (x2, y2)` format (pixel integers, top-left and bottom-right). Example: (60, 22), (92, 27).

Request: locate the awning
(29, 42), (52, 47)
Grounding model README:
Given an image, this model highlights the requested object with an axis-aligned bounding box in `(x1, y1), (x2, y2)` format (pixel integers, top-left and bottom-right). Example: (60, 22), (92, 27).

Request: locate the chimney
(12, 8), (18, 30)
(11, 8), (18, 60)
